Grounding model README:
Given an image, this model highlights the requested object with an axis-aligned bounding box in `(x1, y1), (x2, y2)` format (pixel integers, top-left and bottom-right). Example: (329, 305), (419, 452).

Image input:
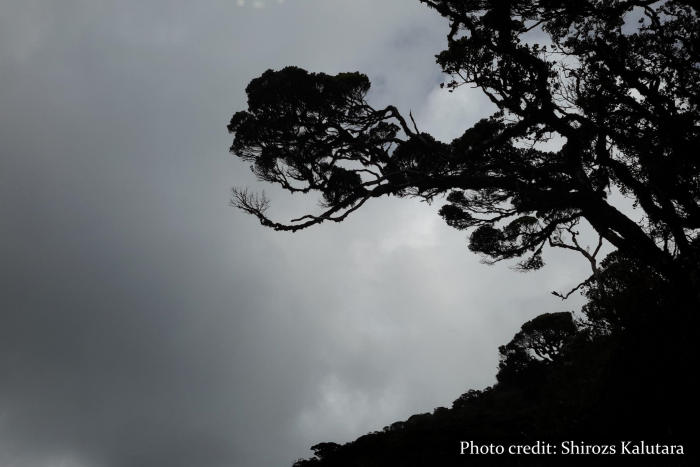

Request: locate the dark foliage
(230, 0), (699, 287)
(227, 0), (699, 465)
(291, 254), (696, 466)
(496, 311), (577, 383)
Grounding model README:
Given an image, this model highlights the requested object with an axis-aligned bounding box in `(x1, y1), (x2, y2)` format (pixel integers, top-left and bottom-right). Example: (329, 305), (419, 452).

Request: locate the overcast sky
(1, 1), (590, 466)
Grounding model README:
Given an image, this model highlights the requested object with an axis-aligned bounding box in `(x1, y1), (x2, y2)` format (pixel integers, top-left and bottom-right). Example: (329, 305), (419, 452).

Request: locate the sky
(1, 1), (591, 466)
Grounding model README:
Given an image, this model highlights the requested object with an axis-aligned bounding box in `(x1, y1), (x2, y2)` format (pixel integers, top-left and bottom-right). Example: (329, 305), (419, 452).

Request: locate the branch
(409, 110), (421, 134)
(552, 274), (595, 300)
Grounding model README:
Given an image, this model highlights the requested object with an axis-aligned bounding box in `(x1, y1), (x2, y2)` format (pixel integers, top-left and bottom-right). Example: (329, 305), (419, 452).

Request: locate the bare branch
(552, 274), (595, 300)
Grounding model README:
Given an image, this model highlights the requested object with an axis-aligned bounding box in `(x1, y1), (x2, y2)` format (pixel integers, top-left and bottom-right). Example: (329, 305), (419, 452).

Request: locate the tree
(580, 249), (677, 333)
(229, 1), (699, 293)
(310, 442), (341, 462)
(497, 312), (578, 382)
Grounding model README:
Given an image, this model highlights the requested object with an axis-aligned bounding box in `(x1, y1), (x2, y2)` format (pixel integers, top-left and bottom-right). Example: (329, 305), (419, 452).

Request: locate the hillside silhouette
(290, 252), (695, 466)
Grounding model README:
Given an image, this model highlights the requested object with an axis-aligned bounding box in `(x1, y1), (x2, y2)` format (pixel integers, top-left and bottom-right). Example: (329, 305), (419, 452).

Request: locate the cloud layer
(1, 1), (588, 466)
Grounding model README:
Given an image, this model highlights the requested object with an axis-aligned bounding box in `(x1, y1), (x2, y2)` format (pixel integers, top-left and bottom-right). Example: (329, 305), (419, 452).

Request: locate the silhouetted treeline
(292, 253), (696, 466)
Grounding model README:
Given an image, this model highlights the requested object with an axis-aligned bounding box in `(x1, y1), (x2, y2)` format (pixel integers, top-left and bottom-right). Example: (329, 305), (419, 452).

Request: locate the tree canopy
(497, 311), (578, 382)
(229, 0), (699, 288)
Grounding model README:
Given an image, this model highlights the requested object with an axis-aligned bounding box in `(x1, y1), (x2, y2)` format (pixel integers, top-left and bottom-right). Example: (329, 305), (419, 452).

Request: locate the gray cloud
(0, 1), (589, 466)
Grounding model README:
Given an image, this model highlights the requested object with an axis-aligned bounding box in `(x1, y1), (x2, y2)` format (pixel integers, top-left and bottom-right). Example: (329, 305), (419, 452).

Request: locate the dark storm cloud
(0, 1), (589, 466)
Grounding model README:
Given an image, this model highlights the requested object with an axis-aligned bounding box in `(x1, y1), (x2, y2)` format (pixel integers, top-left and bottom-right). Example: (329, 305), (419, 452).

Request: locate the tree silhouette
(496, 311), (581, 384)
(229, 3), (698, 464)
(230, 0), (699, 292)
